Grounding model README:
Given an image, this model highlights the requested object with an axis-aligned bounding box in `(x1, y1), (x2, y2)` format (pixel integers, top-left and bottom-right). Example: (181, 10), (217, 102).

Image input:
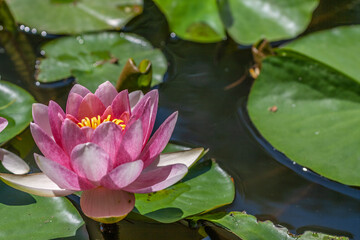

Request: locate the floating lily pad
(221, 0), (319, 45)
(6, 0), (143, 34)
(0, 81), (35, 144)
(247, 54), (360, 186)
(153, 0), (226, 43)
(190, 212), (348, 240)
(37, 32), (167, 92)
(0, 181), (85, 240)
(280, 25), (360, 83)
(135, 159), (235, 223)
(154, 0), (318, 44)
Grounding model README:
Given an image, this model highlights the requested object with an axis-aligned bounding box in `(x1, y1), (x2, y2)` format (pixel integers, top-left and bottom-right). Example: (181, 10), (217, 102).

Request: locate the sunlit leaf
(6, 0), (143, 34)
(247, 54), (360, 186)
(280, 25), (360, 83)
(220, 0), (319, 44)
(153, 0), (226, 43)
(37, 32), (167, 92)
(154, 0), (318, 44)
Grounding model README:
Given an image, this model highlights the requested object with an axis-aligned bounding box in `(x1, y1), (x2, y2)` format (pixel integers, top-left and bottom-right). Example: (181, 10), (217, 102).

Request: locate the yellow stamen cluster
(77, 115), (126, 130)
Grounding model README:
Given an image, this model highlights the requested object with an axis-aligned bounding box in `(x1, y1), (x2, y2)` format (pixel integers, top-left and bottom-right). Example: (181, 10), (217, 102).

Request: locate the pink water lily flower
(0, 82), (203, 223)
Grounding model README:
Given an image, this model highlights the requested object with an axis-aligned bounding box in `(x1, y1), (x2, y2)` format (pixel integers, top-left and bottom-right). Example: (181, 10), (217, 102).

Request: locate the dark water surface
(1, 0), (360, 239)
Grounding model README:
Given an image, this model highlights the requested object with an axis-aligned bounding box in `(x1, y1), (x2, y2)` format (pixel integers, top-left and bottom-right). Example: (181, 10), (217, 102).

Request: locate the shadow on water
(0, 180), (36, 206)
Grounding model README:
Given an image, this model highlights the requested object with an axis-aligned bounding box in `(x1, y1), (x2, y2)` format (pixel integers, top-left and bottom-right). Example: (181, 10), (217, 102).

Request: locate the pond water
(1, 0), (360, 239)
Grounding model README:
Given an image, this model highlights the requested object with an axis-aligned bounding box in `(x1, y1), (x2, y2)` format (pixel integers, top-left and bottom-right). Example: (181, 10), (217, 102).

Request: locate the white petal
(0, 148), (30, 174)
(0, 173), (74, 197)
(153, 148), (205, 168)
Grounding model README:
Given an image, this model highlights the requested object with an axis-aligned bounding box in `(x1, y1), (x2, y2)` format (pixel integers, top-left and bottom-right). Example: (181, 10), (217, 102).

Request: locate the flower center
(77, 115), (126, 130)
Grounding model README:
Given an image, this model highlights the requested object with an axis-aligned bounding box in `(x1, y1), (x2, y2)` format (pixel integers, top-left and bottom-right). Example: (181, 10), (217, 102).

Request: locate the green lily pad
(247, 54), (360, 186)
(37, 32), (167, 92)
(0, 81), (35, 144)
(6, 0), (143, 34)
(153, 0), (226, 43)
(135, 159), (235, 223)
(0, 181), (85, 240)
(280, 25), (360, 83)
(37, 32), (166, 91)
(190, 212), (348, 240)
(154, 0), (318, 44)
(221, 0), (319, 45)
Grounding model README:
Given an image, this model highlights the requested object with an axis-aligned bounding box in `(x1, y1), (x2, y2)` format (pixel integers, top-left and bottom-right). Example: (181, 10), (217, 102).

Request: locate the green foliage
(135, 159), (235, 223)
(190, 212), (349, 240)
(0, 181), (85, 240)
(154, 0), (319, 44)
(153, 0), (225, 43)
(0, 81), (35, 144)
(221, 0), (319, 44)
(281, 25), (360, 83)
(6, 0), (143, 34)
(37, 32), (167, 92)
(247, 54), (360, 186)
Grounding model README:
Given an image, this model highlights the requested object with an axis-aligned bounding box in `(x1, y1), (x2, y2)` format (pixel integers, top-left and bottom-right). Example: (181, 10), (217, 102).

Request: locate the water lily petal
(35, 154), (93, 191)
(61, 119), (87, 156)
(69, 84), (91, 97)
(77, 93), (106, 120)
(140, 112), (178, 167)
(100, 106), (114, 120)
(101, 160), (143, 190)
(32, 104), (52, 137)
(81, 127), (94, 141)
(111, 90), (130, 118)
(0, 117), (7, 133)
(66, 92), (83, 117)
(80, 188), (135, 224)
(95, 81), (118, 107)
(30, 123), (71, 169)
(116, 120), (143, 165)
(0, 173), (74, 197)
(153, 148), (204, 168)
(48, 100), (65, 147)
(129, 90), (144, 110)
(142, 91), (158, 145)
(71, 143), (112, 184)
(123, 163), (187, 193)
(0, 148), (30, 174)
(131, 90), (158, 145)
(91, 122), (123, 165)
